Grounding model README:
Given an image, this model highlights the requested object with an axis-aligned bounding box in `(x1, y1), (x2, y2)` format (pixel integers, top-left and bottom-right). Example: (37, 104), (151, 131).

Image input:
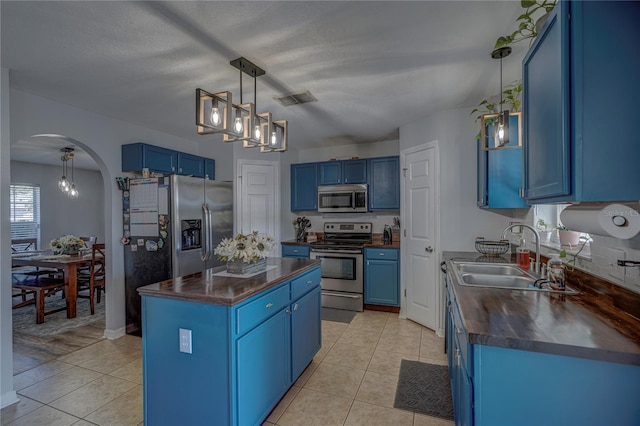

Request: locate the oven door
(310, 249), (364, 311)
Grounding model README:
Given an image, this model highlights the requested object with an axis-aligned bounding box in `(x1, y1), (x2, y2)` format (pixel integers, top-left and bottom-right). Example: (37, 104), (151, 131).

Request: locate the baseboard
(103, 326), (126, 340)
(364, 304), (400, 314)
(0, 391), (19, 409)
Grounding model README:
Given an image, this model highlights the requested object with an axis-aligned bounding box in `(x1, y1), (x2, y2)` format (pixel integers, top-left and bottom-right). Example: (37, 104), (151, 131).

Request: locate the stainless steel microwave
(317, 184), (368, 213)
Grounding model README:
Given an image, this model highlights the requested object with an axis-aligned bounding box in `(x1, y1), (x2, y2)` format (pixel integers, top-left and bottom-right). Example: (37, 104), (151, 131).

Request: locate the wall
(10, 161), (104, 247)
(298, 139), (399, 163)
(400, 107), (513, 252)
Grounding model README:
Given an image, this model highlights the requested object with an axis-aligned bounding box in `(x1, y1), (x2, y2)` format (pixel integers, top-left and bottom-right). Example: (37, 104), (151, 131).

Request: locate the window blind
(10, 184), (41, 250)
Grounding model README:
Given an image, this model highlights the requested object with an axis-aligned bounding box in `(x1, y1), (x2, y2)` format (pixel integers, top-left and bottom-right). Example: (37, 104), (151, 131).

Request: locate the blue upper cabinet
(478, 114), (528, 209)
(342, 159), (367, 184)
(122, 143), (177, 174)
(368, 156), (400, 210)
(177, 152), (205, 178)
(317, 161), (341, 185)
(291, 163), (318, 211)
(204, 158), (216, 180)
(523, 1), (640, 203)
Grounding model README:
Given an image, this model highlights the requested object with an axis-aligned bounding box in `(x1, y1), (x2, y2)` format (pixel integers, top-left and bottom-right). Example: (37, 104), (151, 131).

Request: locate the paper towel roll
(560, 204), (640, 239)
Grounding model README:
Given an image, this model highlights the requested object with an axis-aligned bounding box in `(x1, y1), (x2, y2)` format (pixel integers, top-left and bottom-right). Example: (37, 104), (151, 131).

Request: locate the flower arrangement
(214, 231), (275, 264)
(50, 234), (86, 254)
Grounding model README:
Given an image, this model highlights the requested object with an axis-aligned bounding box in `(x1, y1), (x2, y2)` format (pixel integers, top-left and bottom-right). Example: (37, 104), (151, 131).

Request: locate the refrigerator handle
(201, 204), (210, 262)
(206, 204), (214, 261)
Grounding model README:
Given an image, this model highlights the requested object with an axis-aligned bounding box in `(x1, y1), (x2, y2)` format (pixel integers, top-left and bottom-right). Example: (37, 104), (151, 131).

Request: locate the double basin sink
(451, 261), (579, 294)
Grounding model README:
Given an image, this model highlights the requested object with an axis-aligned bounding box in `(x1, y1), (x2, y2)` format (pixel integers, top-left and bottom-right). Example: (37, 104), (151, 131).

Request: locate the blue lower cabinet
(141, 266), (321, 426)
(364, 248), (399, 306)
(281, 244), (310, 259)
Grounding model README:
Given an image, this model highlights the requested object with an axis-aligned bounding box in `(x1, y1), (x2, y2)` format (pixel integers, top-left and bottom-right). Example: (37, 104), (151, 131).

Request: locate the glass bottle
(516, 237), (530, 270)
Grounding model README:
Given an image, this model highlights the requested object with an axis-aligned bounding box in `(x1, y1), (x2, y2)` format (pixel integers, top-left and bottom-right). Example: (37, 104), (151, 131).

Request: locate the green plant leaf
(494, 36), (509, 48)
(513, 100), (521, 111)
(521, 0), (536, 8)
(559, 249), (567, 258)
(470, 108), (478, 115)
(479, 100), (488, 105)
(517, 13), (529, 20)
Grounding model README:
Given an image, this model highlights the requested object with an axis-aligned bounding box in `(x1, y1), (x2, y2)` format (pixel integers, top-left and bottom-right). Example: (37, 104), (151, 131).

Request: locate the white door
(401, 142), (439, 331)
(236, 160), (280, 256)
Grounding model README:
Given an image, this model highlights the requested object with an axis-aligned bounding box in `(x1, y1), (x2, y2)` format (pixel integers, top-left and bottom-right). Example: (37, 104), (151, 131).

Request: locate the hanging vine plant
(494, 0), (558, 48)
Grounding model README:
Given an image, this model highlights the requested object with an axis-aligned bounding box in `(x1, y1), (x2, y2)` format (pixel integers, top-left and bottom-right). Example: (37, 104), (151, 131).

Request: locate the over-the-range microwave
(317, 184), (368, 213)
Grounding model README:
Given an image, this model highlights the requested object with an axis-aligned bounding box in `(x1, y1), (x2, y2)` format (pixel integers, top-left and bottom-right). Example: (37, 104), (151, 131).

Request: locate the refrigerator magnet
(160, 230), (167, 238)
(145, 240), (158, 251)
(157, 239), (164, 249)
(131, 244), (137, 252)
(137, 238), (144, 246)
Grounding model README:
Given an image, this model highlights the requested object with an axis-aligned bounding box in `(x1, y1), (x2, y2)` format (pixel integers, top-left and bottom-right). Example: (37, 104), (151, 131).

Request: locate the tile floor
(3, 310), (453, 426)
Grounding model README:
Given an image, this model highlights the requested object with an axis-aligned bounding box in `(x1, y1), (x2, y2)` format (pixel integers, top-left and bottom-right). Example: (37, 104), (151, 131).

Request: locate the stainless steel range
(310, 222), (372, 312)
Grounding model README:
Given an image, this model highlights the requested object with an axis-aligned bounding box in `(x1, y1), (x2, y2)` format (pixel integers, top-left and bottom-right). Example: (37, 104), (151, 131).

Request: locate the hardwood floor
(13, 317), (106, 375)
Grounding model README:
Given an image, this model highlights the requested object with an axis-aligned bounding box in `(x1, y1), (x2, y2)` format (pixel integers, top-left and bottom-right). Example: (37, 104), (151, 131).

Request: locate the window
(10, 184), (41, 250)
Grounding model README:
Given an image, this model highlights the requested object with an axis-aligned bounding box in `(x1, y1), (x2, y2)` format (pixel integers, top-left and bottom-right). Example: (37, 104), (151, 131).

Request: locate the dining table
(11, 251), (95, 319)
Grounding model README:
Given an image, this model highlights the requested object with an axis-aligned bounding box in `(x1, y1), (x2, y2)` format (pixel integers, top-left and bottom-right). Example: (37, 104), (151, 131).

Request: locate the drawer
(235, 284), (290, 336)
(282, 245), (310, 258)
(291, 267), (321, 300)
(365, 248), (398, 260)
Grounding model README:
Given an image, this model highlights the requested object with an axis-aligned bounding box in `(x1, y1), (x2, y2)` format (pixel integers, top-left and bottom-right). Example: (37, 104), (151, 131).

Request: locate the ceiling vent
(275, 91), (317, 107)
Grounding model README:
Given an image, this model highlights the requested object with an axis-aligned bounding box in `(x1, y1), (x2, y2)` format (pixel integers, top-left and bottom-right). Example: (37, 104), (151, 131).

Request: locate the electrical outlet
(179, 328), (192, 354)
(606, 248), (625, 281)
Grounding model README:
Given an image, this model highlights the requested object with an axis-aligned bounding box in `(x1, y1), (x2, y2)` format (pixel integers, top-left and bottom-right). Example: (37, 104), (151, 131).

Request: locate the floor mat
(394, 359), (454, 421)
(321, 307), (356, 324)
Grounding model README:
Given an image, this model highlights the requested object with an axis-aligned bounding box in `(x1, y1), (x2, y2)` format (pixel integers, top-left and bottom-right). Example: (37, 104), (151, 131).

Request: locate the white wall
(11, 161), (104, 247)
(400, 107), (513, 252)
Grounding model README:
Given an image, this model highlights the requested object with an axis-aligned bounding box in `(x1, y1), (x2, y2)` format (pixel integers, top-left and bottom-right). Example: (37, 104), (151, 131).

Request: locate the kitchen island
(443, 252), (640, 426)
(138, 258), (321, 426)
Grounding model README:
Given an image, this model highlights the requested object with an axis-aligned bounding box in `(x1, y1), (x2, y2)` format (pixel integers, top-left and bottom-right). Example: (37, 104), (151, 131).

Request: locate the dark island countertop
(444, 251), (640, 365)
(137, 257), (320, 306)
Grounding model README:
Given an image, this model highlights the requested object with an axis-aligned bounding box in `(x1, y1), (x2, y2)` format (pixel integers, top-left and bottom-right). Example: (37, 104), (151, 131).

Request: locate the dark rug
(12, 294), (105, 338)
(394, 359), (454, 421)
(321, 307), (356, 324)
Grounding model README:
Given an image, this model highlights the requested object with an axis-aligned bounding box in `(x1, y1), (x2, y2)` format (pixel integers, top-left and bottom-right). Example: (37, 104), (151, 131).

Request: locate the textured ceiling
(3, 1), (529, 168)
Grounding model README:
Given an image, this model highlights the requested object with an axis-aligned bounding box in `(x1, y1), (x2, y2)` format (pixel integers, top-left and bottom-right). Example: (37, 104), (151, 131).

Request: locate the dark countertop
(281, 234), (400, 249)
(444, 251), (640, 365)
(137, 258), (320, 306)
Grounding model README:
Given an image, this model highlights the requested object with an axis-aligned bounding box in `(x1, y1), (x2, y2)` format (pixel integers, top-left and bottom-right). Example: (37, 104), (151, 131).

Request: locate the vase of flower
(214, 231), (275, 275)
(50, 235), (85, 256)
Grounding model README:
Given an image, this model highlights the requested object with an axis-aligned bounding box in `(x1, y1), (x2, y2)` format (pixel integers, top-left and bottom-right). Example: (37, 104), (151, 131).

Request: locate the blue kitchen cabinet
(318, 159), (367, 185)
(177, 152), (205, 178)
(477, 115), (528, 208)
(204, 158), (216, 180)
(122, 142), (177, 174)
(364, 248), (399, 306)
(342, 159), (367, 184)
(281, 244), (310, 259)
(523, 1), (640, 203)
(141, 265), (321, 426)
(368, 156), (400, 210)
(318, 161), (342, 185)
(291, 163), (318, 211)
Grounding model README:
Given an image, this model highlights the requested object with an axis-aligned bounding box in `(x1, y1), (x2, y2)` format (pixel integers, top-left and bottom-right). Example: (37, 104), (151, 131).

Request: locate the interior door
(401, 142), (439, 331)
(236, 160), (280, 255)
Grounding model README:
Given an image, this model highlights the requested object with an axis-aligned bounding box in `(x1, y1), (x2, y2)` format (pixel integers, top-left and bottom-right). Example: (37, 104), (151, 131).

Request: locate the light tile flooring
(3, 310), (452, 426)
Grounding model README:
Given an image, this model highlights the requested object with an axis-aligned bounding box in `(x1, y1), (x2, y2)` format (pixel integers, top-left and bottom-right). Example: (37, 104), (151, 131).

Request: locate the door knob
(425, 246), (434, 253)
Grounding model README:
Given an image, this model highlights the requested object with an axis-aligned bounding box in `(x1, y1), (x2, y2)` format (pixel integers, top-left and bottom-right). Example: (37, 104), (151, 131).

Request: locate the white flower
(214, 231), (274, 263)
(50, 234), (85, 252)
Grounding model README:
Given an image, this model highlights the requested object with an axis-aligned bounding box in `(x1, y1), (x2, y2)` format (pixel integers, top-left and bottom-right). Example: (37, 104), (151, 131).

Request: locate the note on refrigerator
(130, 178), (159, 236)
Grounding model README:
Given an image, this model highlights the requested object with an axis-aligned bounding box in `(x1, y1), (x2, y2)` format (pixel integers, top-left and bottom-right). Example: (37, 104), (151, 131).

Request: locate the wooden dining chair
(77, 243), (106, 315)
(12, 273), (66, 324)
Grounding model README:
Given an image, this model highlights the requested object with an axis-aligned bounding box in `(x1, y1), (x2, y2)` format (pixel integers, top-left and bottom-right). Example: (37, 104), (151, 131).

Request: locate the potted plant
(555, 225), (581, 247)
(494, 0), (558, 49)
(536, 219), (552, 243)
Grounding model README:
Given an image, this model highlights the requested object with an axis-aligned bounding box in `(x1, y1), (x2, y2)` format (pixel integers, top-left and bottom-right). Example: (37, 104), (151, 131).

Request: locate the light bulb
(497, 124), (505, 141)
(254, 124), (261, 140)
(234, 116), (243, 134)
(68, 184), (79, 199)
(58, 177), (68, 191)
(271, 131), (277, 146)
(210, 107), (221, 126)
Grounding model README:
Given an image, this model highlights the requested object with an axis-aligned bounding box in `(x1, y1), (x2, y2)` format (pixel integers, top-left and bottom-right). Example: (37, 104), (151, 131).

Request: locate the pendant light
(58, 148), (74, 193)
(491, 46), (511, 147)
(67, 154), (79, 199)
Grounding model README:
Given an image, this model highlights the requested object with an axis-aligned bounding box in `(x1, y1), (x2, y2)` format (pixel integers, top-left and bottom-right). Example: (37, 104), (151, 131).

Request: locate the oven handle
(311, 249), (363, 254)
(321, 291), (362, 299)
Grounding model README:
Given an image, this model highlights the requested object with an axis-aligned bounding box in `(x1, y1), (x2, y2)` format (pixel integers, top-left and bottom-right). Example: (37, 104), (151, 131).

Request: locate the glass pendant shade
(260, 120), (288, 152)
(196, 89), (233, 135)
(68, 183), (79, 199)
(58, 176), (69, 191)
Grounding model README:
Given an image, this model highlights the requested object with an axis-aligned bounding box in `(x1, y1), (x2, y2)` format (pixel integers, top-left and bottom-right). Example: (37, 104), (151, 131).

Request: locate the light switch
(179, 328), (192, 354)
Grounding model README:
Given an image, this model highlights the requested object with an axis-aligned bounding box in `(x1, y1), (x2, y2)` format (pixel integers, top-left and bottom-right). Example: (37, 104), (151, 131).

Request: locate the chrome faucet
(501, 224), (541, 274)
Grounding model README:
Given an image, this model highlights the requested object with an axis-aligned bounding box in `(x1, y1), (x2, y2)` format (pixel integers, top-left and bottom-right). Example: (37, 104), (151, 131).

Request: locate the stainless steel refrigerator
(124, 175), (233, 335)
(170, 175), (233, 277)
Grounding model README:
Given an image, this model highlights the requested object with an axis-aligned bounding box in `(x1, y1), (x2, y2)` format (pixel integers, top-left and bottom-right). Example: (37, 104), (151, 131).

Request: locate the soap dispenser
(516, 237), (530, 270)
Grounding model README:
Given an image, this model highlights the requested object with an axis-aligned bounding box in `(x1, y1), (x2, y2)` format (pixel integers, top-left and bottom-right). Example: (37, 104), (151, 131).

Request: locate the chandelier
(57, 147), (79, 199)
(196, 57), (288, 152)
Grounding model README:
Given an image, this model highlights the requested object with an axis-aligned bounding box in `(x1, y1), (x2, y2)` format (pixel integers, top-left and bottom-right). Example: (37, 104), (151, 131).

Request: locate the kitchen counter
(281, 233), (400, 249)
(444, 251), (640, 365)
(137, 257), (320, 306)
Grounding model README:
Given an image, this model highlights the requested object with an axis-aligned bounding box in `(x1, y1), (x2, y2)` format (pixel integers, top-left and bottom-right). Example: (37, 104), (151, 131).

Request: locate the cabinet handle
(379, 253), (385, 256)
(455, 327), (461, 335)
(293, 304), (299, 311)
(172, 166), (175, 172)
(266, 302), (273, 309)
(293, 249), (299, 253)
(306, 280), (313, 285)
(286, 309), (291, 314)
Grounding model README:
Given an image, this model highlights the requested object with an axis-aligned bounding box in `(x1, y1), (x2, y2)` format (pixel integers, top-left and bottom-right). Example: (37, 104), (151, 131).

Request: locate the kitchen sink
(450, 261), (579, 294)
